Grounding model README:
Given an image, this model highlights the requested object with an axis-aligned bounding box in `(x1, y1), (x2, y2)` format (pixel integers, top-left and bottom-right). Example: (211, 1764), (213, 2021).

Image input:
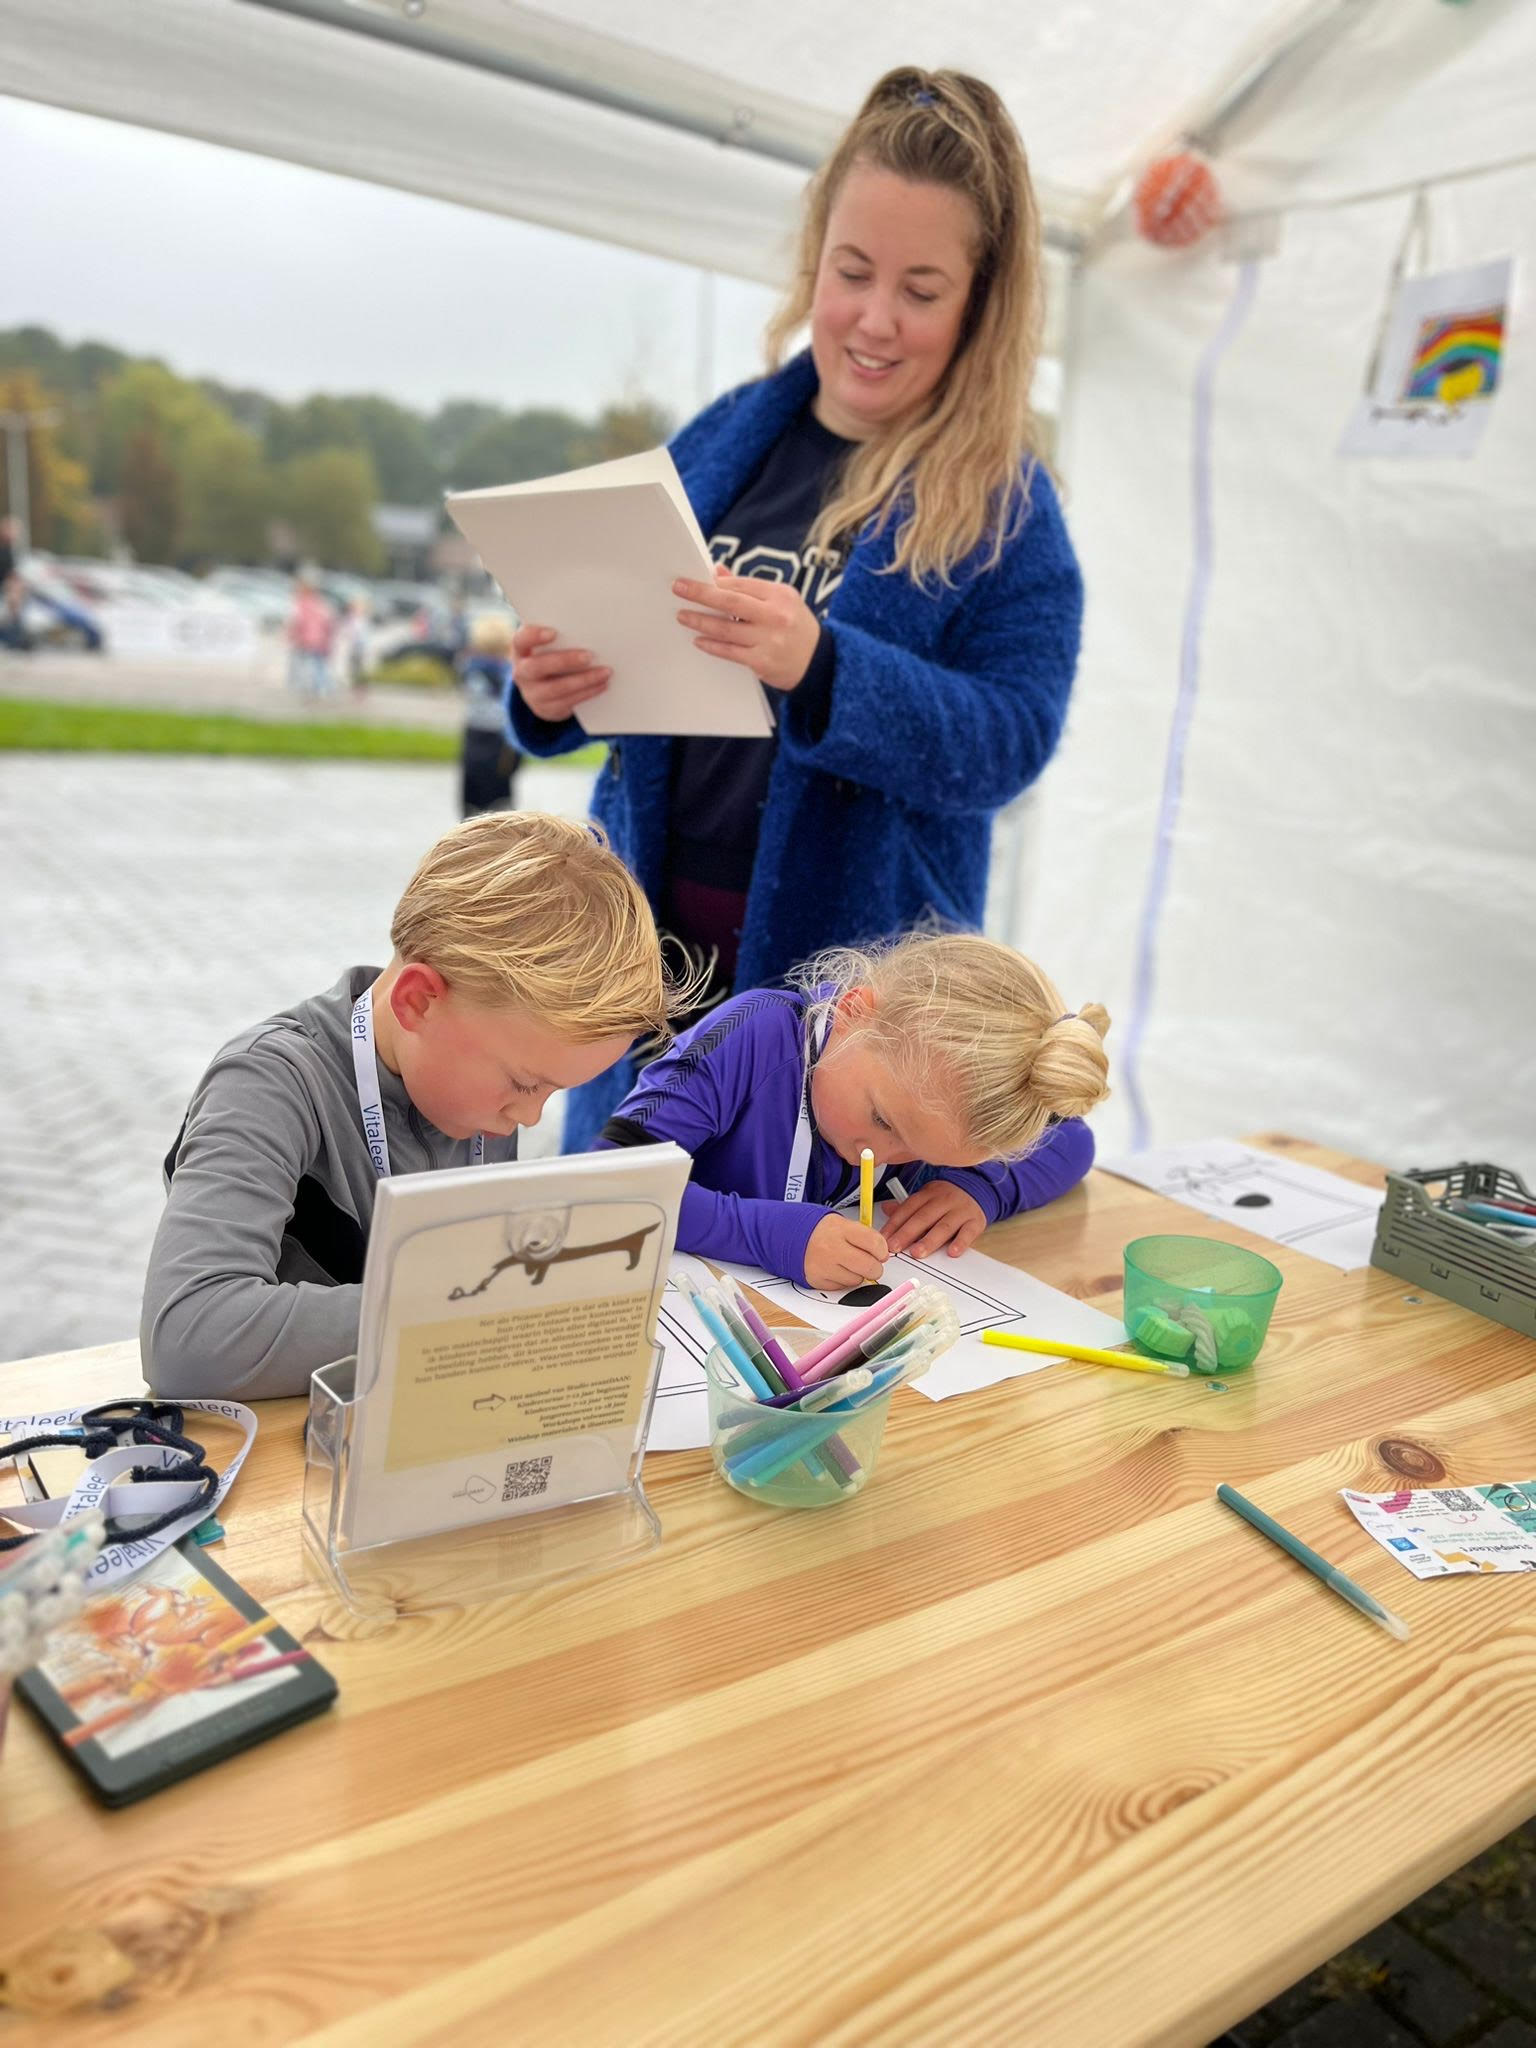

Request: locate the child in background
(285, 574), (335, 697)
(458, 613), (522, 817)
(596, 931), (1110, 1292)
(334, 594), (372, 695)
(142, 813), (674, 1401)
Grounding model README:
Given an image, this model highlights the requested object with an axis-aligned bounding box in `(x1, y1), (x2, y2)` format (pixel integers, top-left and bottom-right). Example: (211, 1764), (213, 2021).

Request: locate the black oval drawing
(838, 1281), (892, 1309)
(1233, 1192), (1273, 1209)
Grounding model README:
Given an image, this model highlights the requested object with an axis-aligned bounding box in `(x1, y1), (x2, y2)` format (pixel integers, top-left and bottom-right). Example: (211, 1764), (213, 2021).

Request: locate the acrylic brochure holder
(302, 1145), (691, 1619)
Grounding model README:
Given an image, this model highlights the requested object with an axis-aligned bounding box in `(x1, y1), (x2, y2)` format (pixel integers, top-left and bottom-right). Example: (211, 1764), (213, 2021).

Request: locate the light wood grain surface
(2, 1136), (1534, 2047)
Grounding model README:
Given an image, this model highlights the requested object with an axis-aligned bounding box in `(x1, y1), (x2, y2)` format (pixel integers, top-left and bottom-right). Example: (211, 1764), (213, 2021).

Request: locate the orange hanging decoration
(1133, 150), (1223, 248)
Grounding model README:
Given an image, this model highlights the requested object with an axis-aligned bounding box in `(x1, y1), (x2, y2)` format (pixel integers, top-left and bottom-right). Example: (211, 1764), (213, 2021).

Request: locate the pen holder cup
(1123, 1235), (1283, 1374)
(705, 1350), (897, 1509)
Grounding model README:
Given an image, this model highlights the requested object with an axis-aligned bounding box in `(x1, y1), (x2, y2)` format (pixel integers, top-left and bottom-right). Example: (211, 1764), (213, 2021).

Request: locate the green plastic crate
(1371, 1161), (1536, 1341)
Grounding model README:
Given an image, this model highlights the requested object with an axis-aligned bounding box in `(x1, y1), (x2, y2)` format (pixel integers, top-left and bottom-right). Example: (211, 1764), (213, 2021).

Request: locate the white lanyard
(351, 986), (484, 1176)
(0, 1400), (258, 1590)
(784, 1012), (832, 1203)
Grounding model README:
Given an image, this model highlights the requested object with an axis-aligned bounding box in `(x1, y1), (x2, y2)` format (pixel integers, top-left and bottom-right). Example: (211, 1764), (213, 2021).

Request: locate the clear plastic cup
(1122, 1235), (1283, 1374)
(705, 1348), (897, 1508)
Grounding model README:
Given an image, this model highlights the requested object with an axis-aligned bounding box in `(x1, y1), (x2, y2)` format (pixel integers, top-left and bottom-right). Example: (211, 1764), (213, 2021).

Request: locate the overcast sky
(1, 96), (781, 424)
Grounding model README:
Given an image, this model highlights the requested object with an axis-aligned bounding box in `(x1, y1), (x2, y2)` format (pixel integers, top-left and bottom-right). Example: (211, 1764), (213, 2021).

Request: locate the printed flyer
(1341, 1478), (1536, 1577)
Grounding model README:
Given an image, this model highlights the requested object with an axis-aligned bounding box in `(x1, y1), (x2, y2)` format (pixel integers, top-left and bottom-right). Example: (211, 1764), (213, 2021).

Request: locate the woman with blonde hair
(510, 66), (1083, 1148)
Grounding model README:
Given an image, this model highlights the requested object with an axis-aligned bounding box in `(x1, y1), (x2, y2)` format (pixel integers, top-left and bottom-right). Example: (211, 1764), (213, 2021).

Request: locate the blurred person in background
(286, 572), (336, 697)
(458, 613), (521, 817)
(0, 575), (30, 651)
(335, 593), (372, 696)
(0, 516), (29, 651)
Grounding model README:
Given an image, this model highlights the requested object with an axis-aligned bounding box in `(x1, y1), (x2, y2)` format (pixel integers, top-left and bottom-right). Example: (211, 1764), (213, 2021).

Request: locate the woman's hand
(511, 621), (610, 723)
(804, 1213), (888, 1292)
(882, 1181), (988, 1260)
(674, 566), (822, 691)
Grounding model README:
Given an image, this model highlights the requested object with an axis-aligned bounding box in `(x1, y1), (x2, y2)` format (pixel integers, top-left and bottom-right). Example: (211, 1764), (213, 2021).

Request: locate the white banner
(97, 601), (259, 664)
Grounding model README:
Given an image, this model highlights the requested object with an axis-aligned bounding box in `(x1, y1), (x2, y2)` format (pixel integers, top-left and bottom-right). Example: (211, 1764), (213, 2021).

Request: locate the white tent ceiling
(3, 0), (1532, 285)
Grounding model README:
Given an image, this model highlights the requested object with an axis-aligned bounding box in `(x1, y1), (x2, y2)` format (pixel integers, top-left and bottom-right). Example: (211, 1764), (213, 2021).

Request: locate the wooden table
(3, 1137), (1535, 2046)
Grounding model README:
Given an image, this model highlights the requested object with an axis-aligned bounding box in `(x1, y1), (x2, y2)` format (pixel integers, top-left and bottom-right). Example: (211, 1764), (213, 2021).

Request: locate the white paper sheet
(446, 448), (774, 739)
(648, 1259), (719, 1452)
(1099, 1139), (1383, 1270)
(652, 1226), (1124, 1423)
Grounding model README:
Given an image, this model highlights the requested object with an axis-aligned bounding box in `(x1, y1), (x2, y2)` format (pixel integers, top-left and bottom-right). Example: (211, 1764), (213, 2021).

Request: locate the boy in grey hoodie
(141, 812), (669, 1400)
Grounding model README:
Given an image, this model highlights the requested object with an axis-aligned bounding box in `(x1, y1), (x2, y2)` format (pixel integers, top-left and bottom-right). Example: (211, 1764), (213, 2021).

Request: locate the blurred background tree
(0, 366), (99, 552)
(0, 326), (673, 571)
(278, 447), (385, 572)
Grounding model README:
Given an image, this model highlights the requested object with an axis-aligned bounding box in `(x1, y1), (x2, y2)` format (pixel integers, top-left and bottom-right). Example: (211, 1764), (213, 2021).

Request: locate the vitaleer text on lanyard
(350, 986), (484, 1174)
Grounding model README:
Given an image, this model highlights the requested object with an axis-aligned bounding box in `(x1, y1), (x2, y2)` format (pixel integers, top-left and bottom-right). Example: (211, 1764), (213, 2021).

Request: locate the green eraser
(1130, 1307), (1194, 1358)
(1204, 1304), (1263, 1366)
(190, 1517), (225, 1547)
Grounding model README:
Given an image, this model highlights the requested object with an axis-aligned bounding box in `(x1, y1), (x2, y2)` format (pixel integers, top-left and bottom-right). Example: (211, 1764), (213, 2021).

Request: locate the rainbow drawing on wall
(1403, 305), (1505, 405)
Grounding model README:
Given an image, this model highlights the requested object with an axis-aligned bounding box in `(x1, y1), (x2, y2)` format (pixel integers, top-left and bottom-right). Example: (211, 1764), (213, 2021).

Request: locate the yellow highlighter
(859, 1148), (876, 1230)
(981, 1330), (1191, 1378)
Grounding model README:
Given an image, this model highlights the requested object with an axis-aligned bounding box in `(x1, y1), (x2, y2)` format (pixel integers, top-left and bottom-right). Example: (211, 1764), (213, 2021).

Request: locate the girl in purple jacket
(596, 933), (1110, 1293)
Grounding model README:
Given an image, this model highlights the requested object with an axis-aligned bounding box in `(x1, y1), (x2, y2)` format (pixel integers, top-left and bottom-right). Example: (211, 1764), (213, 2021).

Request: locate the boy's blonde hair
(797, 931), (1110, 1158)
(390, 812), (671, 1043)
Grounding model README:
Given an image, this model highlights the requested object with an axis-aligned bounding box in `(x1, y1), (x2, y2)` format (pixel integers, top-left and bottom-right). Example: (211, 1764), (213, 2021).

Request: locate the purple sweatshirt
(593, 988), (1095, 1282)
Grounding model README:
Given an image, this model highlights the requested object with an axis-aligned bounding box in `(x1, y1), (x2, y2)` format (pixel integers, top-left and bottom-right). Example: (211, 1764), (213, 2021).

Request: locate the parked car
(11, 557), (104, 650)
(204, 567), (295, 630)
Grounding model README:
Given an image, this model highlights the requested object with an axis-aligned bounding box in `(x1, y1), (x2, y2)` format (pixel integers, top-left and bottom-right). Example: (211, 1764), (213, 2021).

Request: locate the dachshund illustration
(450, 1221), (660, 1300)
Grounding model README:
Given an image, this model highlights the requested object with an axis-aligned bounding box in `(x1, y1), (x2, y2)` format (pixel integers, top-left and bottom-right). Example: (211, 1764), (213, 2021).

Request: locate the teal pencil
(1215, 1483), (1410, 1641)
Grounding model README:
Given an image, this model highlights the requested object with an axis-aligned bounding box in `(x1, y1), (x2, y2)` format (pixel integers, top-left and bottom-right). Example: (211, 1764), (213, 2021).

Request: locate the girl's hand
(882, 1182), (988, 1260)
(512, 621), (611, 722)
(805, 1214), (888, 1292)
(673, 567), (822, 691)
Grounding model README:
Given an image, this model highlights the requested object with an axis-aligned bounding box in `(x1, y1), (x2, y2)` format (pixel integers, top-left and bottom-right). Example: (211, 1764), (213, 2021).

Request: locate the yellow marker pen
(981, 1330), (1191, 1378)
(859, 1147), (876, 1230)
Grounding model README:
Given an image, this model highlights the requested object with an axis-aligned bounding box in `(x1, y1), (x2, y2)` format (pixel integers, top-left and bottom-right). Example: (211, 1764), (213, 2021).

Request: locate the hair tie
(911, 87), (936, 105)
(1053, 1011), (1077, 1025)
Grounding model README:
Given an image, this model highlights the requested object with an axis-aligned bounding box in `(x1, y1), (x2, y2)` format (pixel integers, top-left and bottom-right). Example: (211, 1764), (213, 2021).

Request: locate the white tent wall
(1026, 166), (1536, 1173)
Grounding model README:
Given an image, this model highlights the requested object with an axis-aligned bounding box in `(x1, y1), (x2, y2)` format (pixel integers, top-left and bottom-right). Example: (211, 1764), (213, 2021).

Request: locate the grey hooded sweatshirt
(140, 967), (516, 1400)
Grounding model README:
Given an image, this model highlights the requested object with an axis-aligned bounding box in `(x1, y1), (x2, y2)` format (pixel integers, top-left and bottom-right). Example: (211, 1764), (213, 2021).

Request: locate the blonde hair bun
(1030, 1003), (1112, 1122)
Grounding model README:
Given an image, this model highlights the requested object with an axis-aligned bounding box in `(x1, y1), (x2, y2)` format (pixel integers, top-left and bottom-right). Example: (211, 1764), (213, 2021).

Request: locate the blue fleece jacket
(508, 351), (1084, 1150)
(594, 987), (1095, 1282)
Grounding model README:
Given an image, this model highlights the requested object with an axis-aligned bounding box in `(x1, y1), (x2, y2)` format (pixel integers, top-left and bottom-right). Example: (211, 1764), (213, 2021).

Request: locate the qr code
(502, 1455), (553, 1502)
(1431, 1488), (1479, 1511)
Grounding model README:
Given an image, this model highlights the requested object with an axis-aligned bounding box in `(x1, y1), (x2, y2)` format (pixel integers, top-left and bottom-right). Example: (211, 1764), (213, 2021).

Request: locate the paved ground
(1212, 1822), (1536, 2048)
(1, 750), (595, 1363)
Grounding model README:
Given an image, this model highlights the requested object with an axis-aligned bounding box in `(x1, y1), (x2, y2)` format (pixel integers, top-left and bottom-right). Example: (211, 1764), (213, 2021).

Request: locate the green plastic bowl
(1122, 1235), (1283, 1374)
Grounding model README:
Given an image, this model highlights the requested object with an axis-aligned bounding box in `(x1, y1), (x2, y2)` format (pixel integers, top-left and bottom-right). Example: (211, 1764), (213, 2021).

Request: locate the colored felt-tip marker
(794, 1279), (918, 1381)
(1446, 1198), (1536, 1231)
(708, 1285), (788, 1394)
(859, 1148), (876, 1231)
(678, 1273), (772, 1399)
(727, 1284), (804, 1388)
(980, 1330), (1192, 1378)
(1215, 1483), (1411, 1642)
